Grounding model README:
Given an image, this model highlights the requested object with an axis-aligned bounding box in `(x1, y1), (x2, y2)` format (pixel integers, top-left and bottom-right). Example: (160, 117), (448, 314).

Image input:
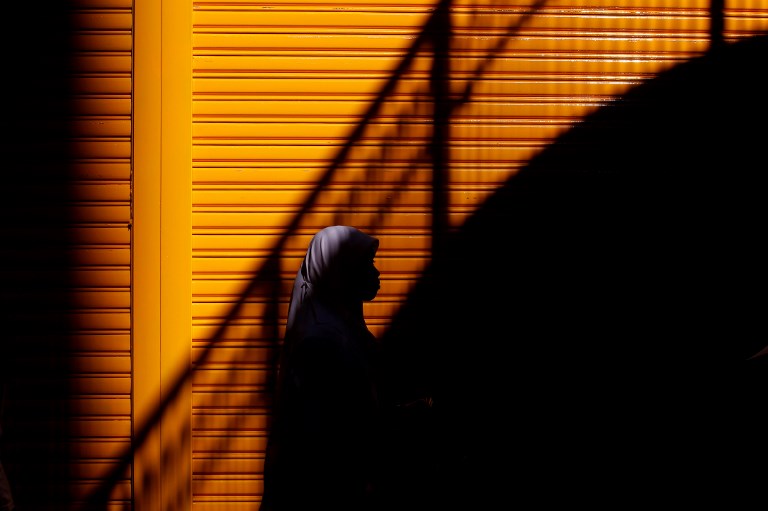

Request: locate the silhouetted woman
(261, 226), (382, 511)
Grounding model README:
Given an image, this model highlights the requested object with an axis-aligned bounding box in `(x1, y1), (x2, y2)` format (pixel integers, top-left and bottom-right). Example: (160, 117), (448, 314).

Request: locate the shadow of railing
(78, 0), (758, 508)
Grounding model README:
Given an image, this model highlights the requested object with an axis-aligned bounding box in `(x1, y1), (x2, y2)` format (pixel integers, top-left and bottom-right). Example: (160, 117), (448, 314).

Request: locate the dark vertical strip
(710, 0), (725, 52)
(429, 0), (452, 256)
(0, 1), (78, 510)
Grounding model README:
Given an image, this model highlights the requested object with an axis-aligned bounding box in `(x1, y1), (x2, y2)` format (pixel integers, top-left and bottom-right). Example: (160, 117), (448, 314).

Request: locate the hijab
(262, 226), (381, 511)
(284, 225), (380, 355)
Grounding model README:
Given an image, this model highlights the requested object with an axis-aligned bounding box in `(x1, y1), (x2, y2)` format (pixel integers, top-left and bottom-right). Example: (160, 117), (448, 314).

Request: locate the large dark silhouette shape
(380, 34), (768, 509)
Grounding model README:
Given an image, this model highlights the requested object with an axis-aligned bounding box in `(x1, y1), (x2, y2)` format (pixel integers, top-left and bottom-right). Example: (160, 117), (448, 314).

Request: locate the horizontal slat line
(38, 266), (130, 276)
(190, 102), (609, 109)
(191, 76), (642, 90)
(189, 214), (474, 229)
(14, 353), (131, 376)
(2, 291), (129, 307)
(192, 253), (426, 266)
(192, 390), (268, 396)
(190, 303), (404, 318)
(191, 132), (583, 141)
(24, 481), (132, 500)
(71, 11), (133, 30)
(193, 2), (711, 10)
(69, 378), (132, 393)
(191, 27), (712, 37)
(191, 33), (712, 43)
(190, 320), (391, 330)
(192, 10), (712, 18)
(189, 295), (403, 306)
(189, 269), (423, 277)
(192, 133), (569, 140)
(49, 439), (130, 452)
(190, 233), (432, 243)
(191, 183), (498, 190)
(10, 461), (130, 480)
(191, 187), (500, 196)
(724, 29), (768, 38)
(70, 98), (132, 115)
(192, 51), (689, 62)
(192, 56), (683, 71)
(193, 30), (710, 40)
(72, 0), (132, 7)
(189, 234), (432, 242)
(191, 9), (712, 20)
(72, 33), (133, 52)
(189, 95), (621, 102)
(190, 280), (410, 290)
(69, 399), (131, 412)
(191, 30), (710, 39)
(191, 166), (517, 177)
(196, 102), (642, 119)
(193, 500), (263, 507)
(188, 102), (614, 113)
(190, 212), (470, 219)
(193, 436), (267, 447)
(230, 5), (693, 13)
(14, 335), (130, 350)
(191, 205), (480, 212)
(192, 459), (265, 471)
(191, 142), (549, 151)
(190, 320), (388, 330)
(154, 117), (579, 124)
(71, 55), (132, 73)
(192, 386), (270, 394)
(63, 120), (132, 136)
(190, 204), (492, 212)
(72, 80), (133, 95)
(192, 0), (707, 7)
(192, 48), (708, 58)
(191, 118), (601, 126)
(69, 162), (131, 179)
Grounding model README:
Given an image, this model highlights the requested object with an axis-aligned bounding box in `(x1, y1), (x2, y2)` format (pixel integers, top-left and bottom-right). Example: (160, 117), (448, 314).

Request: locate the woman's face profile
(358, 256), (380, 302)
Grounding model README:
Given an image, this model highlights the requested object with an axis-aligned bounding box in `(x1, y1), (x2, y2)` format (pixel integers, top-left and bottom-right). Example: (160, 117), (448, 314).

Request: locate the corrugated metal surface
(0, 0), (132, 510)
(188, 1), (768, 509)
(69, 0), (134, 503)
(68, 0), (134, 508)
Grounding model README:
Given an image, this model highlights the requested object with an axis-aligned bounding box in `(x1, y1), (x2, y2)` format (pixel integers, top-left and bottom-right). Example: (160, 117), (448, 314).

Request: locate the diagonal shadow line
(454, 0), (548, 106)
(84, 0), (739, 506)
(329, 0), (553, 249)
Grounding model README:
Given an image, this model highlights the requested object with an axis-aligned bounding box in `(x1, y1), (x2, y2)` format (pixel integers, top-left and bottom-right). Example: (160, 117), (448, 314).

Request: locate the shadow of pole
(429, 0), (452, 257)
(710, 0), (725, 52)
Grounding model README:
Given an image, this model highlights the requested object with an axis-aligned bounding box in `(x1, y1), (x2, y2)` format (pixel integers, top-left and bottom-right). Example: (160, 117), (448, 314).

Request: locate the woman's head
(301, 226), (380, 302)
